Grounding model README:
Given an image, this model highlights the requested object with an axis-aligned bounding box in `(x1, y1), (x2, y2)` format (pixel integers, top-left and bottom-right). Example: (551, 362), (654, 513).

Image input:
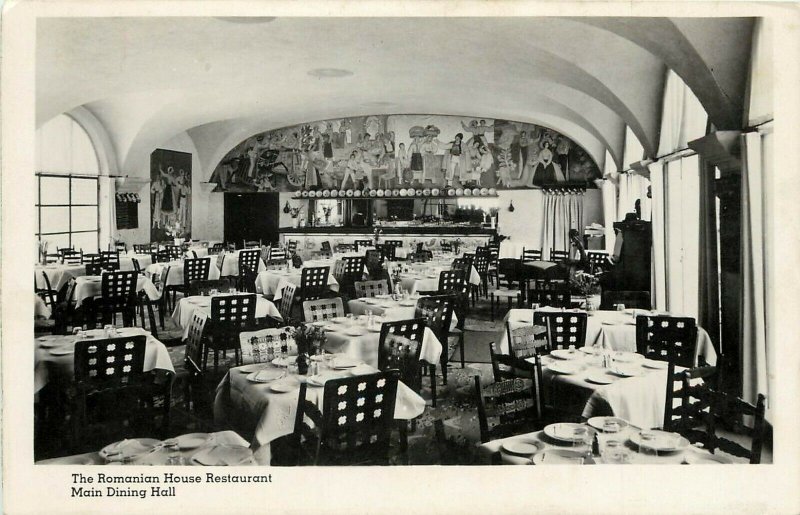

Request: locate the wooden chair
(365, 249), (385, 279)
(636, 315), (699, 368)
(183, 312), (210, 414)
(472, 252), (490, 303)
(297, 266), (331, 303)
(236, 249), (261, 290)
(290, 371), (400, 465)
(239, 326), (297, 365)
(601, 290), (651, 310)
(36, 270), (59, 310)
(335, 243), (356, 253)
(82, 252), (101, 265)
(522, 247), (542, 262)
(319, 241), (333, 259)
(164, 245), (183, 261)
(286, 240), (298, 256)
(70, 335), (170, 445)
(99, 250), (121, 271)
(336, 256), (366, 297)
(666, 364), (766, 463)
(302, 297), (345, 323)
(378, 318), (431, 418)
(537, 311), (588, 350)
(549, 249), (570, 262)
(208, 243), (225, 255)
(204, 293), (257, 371)
(354, 279), (389, 298)
(489, 258), (523, 321)
(354, 239), (373, 252)
(137, 266), (170, 339)
(93, 270), (138, 327)
(376, 243), (396, 261)
(409, 249), (433, 263)
(133, 244), (151, 254)
(488, 340), (548, 419)
(474, 375), (543, 444)
(385, 240), (403, 248)
(586, 250), (612, 273)
(527, 280), (571, 309)
(62, 250), (83, 265)
(173, 257), (211, 305)
(440, 241), (452, 253)
(415, 295), (455, 392)
(277, 283), (297, 323)
(243, 239), (261, 249)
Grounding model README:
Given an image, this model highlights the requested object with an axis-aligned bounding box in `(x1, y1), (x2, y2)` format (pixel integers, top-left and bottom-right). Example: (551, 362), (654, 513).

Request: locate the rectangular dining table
(119, 252), (153, 271)
(347, 295), (459, 330)
(387, 260), (481, 294)
(35, 263), (88, 291)
(254, 266), (341, 300)
(499, 308), (718, 366)
(72, 274), (161, 307)
(171, 294), (282, 340)
(34, 326), (174, 394)
(213, 362), (426, 464)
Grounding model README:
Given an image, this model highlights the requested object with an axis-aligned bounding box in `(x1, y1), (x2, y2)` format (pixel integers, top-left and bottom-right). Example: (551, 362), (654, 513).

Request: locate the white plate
(532, 449), (594, 465)
(344, 328), (365, 337)
(501, 441), (542, 457)
(630, 430), (689, 452)
(169, 433), (209, 450)
(547, 361), (585, 375)
(99, 438), (161, 460)
(331, 317), (349, 324)
(586, 417), (628, 433)
(246, 369), (285, 383)
(585, 372), (617, 385)
(579, 346), (602, 355)
(306, 374), (333, 387)
(550, 349), (580, 360)
(399, 300), (417, 307)
(612, 352), (644, 363)
(238, 363), (268, 373)
(608, 365), (642, 377)
(349, 364), (374, 376)
(642, 359), (668, 369)
(543, 423), (591, 443)
(49, 348), (75, 356)
(269, 381), (297, 393)
(271, 357), (291, 368)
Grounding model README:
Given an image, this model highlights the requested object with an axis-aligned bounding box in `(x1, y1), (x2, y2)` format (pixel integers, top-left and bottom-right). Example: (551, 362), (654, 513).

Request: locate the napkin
(102, 439), (155, 461)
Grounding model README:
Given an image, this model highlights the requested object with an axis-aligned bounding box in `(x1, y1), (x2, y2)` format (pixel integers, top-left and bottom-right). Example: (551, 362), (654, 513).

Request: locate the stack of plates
(501, 441), (542, 457)
(99, 438), (161, 462)
(586, 417), (628, 433)
(246, 369), (285, 383)
(550, 349), (581, 360)
(630, 430), (689, 453)
(543, 423), (593, 443)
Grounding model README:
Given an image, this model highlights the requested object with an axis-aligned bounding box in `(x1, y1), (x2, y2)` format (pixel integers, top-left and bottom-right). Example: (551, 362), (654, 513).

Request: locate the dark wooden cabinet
(609, 220), (652, 292)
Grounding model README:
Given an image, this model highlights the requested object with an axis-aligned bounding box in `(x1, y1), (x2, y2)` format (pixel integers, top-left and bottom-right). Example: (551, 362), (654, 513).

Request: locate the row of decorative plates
(293, 187), (498, 198)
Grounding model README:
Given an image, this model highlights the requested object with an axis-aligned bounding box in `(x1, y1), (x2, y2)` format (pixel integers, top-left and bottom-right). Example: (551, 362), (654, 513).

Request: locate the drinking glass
(103, 324), (114, 338)
(572, 427), (593, 459)
(601, 439), (624, 464)
(346, 313), (354, 327)
(602, 419), (621, 434)
(614, 303), (626, 311)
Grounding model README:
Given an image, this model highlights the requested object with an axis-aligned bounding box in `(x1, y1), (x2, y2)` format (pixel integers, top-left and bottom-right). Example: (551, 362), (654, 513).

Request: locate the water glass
(103, 324), (114, 338)
(601, 439), (629, 464)
(615, 303), (626, 311)
(346, 313), (354, 327)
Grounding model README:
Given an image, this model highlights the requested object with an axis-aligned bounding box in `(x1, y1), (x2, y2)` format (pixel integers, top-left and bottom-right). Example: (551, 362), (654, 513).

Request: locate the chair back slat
(278, 283), (297, 321)
(636, 315), (698, 368)
(302, 297), (344, 322)
(377, 318), (426, 392)
(507, 323), (549, 359)
(414, 295), (455, 344)
(100, 271), (138, 310)
(354, 280), (389, 298)
(210, 293), (257, 325)
(549, 249), (570, 262)
(537, 311), (588, 350)
(300, 266), (331, 301)
(474, 375), (540, 442)
(239, 326), (297, 364)
(238, 250), (261, 277)
(521, 248), (542, 262)
(184, 312), (208, 373)
(74, 335), (147, 389)
(183, 257), (211, 285)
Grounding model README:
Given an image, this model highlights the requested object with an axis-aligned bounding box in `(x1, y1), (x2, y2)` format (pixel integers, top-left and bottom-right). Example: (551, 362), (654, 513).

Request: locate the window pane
(40, 206), (70, 233)
(71, 206), (98, 232)
(39, 176), (69, 205)
(72, 232), (98, 254)
(39, 234), (70, 253)
(72, 178), (97, 204)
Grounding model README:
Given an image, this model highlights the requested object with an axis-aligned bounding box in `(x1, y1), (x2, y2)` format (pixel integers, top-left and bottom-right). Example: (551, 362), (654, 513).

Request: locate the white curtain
(658, 70), (708, 154)
(740, 128), (773, 416)
(541, 192), (583, 261)
(623, 126), (645, 169)
(602, 150), (617, 253)
(617, 172), (651, 222)
(746, 18), (773, 126)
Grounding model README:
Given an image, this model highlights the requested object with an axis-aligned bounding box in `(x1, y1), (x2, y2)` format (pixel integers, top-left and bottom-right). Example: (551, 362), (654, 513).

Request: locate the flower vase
(296, 353), (309, 375)
(585, 294), (601, 312)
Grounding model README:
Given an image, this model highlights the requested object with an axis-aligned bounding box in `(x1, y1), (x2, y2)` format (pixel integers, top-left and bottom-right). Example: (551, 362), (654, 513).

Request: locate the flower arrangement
(293, 322), (326, 355)
(289, 207), (303, 218)
(38, 240), (49, 264)
(570, 271), (600, 296)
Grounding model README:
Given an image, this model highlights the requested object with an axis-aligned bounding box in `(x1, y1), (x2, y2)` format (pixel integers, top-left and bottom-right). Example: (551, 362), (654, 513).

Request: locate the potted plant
(570, 271), (601, 311)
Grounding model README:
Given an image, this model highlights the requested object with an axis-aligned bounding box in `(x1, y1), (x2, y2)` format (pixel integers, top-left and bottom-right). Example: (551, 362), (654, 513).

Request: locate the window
(36, 174), (99, 252)
(35, 114), (100, 252)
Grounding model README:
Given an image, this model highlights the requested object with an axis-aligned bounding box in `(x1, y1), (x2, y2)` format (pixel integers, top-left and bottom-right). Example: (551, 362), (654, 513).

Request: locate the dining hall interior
(12, 6), (798, 490)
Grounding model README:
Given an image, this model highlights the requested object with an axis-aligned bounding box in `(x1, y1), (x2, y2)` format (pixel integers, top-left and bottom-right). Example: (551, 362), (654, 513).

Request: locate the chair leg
(146, 302), (158, 339)
(440, 353), (448, 386)
(429, 364), (437, 408)
(459, 333), (465, 368)
(398, 421), (409, 465)
(490, 294), (495, 321)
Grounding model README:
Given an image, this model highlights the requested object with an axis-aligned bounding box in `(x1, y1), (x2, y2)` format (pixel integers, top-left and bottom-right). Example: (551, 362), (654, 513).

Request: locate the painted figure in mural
(395, 142), (409, 184)
(341, 151), (361, 189)
(441, 133), (464, 186)
(420, 125), (442, 184)
(364, 116), (382, 141)
(341, 118), (352, 145)
(529, 140), (566, 186)
(382, 132), (395, 163)
(408, 127), (425, 184)
(556, 135), (572, 180)
(151, 177), (164, 228)
(462, 119), (494, 146)
(322, 132), (333, 160)
(477, 144), (493, 184)
(158, 165), (177, 216)
(246, 136), (270, 181)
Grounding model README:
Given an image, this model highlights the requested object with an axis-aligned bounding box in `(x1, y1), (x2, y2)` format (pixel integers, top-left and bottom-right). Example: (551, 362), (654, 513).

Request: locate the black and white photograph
(5, 1), (800, 514)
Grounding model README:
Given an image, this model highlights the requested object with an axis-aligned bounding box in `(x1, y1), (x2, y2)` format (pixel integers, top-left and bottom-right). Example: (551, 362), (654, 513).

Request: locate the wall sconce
(508, 201), (515, 212)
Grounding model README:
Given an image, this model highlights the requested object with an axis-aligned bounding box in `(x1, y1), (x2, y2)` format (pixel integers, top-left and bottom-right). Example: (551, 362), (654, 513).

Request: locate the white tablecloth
(255, 269), (340, 300)
(34, 327), (174, 393)
(387, 261), (481, 294)
(319, 318), (443, 369)
(145, 256), (221, 287)
(499, 308), (717, 366)
(120, 253), (153, 271)
(347, 297), (459, 330)
(35, 263), (87, 291)
(35, 294), (52, 318)
(213, 363), (426, 463)
(72, 275), (161, 306)
(498, 240), (532, 259)
(171, 295), (282, 339)
(37, 431), (263, 465)
(219, 250), (267, 277)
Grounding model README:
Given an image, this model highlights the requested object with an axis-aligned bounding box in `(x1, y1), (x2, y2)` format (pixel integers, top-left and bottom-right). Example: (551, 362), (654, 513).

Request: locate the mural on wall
(208, 115), (600, 192)
(150, 148), (192, 241)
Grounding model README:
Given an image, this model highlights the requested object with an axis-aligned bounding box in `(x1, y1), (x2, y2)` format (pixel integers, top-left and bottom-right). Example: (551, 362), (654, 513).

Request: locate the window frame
(35, 172), (100, 250)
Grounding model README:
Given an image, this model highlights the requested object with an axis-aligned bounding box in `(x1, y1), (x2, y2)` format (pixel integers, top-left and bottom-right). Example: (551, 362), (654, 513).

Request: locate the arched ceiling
(36, 16), (755, 177)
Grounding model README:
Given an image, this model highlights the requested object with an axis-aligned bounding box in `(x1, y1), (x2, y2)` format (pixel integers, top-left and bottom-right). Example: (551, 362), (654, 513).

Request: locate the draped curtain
(541, 192), (583, 261)
(740, 128), (773, 417)
(601, 150), (617, 253)
(617, 172), (651, 222)
(648, 162), (667, 311)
